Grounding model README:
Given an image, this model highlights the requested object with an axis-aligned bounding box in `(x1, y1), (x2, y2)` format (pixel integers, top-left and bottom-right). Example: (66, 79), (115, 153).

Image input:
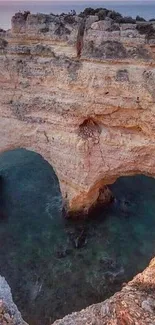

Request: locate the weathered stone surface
(52, 258), (155, 325)
(1, 13), (155, 214)
(11, 12), (79, 42)
(85, 15), (98, 30)
(0, 276), (27, 325)
(91, 20), (113, 31)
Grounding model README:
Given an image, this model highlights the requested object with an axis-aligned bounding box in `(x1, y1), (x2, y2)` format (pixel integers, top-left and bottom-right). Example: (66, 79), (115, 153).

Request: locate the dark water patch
(0, 149), (155, 325)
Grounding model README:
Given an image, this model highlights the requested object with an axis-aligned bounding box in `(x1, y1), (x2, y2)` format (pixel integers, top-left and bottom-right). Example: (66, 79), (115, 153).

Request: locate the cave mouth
(0, 148), (155, 325)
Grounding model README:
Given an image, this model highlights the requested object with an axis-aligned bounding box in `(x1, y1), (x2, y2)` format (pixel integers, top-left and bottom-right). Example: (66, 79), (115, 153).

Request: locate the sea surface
(0, 1), (155, 30)
(0, 148), (155, 325)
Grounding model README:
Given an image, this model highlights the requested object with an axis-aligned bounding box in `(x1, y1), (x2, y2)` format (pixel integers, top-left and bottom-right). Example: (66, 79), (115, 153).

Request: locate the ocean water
(0, 1), (155, 30)
(0, 148), (155, 325)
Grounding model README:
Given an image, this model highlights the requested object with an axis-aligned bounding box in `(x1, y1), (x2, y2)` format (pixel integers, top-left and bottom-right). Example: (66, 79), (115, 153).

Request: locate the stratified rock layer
(52, 258), (155, 325)
(1, 13), (155, 213)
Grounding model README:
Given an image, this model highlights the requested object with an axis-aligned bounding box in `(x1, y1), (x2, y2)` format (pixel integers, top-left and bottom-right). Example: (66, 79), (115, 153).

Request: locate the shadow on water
(0, 148), (155, 325)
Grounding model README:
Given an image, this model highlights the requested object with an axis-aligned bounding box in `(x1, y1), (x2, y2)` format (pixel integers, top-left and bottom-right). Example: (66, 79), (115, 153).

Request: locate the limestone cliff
(0, 11), (155, 325)
(1, 12), (155, 214)
(52, 257), (155, 325)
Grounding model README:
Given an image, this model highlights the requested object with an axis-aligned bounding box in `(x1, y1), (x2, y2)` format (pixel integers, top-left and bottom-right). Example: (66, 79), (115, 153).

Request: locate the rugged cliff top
(1, 8), (155, 62)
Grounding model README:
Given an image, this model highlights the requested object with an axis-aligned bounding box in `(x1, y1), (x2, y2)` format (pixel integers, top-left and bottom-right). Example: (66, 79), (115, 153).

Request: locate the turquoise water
(0, 149), (155, 325)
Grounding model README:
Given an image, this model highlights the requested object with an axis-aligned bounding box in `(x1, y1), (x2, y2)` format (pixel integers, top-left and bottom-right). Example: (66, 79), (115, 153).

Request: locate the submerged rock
(67, 227), (87, 249)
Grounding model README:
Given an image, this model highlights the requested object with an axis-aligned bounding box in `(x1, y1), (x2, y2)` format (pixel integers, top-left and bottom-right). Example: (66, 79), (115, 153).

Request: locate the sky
(0, 0), (153, 1)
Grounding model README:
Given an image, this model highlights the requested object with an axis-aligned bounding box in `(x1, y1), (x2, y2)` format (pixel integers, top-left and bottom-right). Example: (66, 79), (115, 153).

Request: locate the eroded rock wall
(0, 13), (155, 214)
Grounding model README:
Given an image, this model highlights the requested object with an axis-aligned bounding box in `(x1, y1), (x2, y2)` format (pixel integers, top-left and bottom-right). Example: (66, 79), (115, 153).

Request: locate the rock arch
(1, 14), (155, 216)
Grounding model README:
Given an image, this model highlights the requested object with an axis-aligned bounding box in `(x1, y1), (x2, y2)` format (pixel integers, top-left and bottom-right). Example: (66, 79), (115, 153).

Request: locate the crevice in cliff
(43, 131), (50, 143)
(76, 18), (86, 58)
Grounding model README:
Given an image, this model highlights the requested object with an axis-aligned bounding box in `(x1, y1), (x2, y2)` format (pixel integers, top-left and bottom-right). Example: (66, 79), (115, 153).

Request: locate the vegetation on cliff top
(13, 6), (155, 25)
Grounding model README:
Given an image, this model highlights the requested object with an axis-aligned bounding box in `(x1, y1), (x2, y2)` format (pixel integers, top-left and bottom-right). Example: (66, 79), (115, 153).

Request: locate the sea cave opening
(0, 148), (155, 325)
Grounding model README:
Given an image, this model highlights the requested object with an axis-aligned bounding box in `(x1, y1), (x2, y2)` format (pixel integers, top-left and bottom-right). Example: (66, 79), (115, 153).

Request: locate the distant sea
(1, 1), (155, 30)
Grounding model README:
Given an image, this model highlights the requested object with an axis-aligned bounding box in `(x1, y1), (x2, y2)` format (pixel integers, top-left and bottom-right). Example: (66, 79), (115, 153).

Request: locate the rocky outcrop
(0, 276), (27, 325)
(1, 13), (155, 214)
(52, 258), (155, 325)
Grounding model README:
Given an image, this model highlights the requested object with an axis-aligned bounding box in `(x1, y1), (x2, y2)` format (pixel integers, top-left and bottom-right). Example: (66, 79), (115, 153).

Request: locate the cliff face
(52, 258), (155, 325)
(1, 13), (155, 214)
(0, 12), (155, 325)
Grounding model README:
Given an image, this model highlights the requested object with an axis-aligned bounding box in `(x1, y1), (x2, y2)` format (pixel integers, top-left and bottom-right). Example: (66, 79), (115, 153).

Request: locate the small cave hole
(78, 118), (101, 139)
